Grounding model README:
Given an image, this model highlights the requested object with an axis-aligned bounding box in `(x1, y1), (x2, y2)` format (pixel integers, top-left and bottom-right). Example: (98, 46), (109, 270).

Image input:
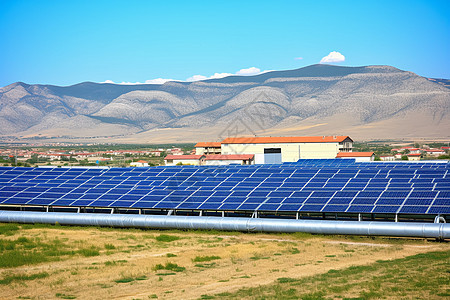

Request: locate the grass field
(0, 222), (449, 299)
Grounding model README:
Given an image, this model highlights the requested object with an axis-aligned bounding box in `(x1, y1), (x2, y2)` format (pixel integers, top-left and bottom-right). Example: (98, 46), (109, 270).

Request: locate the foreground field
(0, 223), (449, 300)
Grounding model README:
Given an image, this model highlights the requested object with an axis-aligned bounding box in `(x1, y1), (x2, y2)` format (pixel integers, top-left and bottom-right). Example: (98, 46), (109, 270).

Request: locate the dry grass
(0, 223), (448, 300)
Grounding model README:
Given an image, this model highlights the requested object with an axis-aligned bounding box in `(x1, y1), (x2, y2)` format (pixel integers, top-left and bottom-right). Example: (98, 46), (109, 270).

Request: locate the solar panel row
(0, 160), (449, 215)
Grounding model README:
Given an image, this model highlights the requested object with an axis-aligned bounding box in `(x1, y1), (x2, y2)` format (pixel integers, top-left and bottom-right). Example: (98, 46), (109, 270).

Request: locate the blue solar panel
(0, 162), (448, 215)
(322, 205), (348, 212)
(399, 206), (428, 214)
(373, 206), (400, 213)
(277, 204), (302, 211)
(300, 204), (325, 212)
(347, 205), (373, 213)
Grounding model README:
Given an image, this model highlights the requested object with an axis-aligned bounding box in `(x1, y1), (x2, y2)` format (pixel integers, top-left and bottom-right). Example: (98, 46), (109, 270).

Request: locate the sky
(0, 0), (449, 87)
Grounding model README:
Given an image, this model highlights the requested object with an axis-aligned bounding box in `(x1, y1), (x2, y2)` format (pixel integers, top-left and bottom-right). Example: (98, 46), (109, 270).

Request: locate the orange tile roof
(336, 152), (374, 158)
(195, 142), (222, 147)
(204, 154), (254, 160)
(164, 155), (204, 160)
(221, 136), (351, 144)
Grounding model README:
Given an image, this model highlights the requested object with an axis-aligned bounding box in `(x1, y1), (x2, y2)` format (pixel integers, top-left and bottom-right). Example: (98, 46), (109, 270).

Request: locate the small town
(0, 137), (449, 168)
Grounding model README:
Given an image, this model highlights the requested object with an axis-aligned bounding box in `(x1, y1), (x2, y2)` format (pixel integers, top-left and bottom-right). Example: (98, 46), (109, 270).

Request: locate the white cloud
(320, 51), (345, 63)
(101, 80), (115, 84)
(186, 75), (208, 82)
(236, 67), (261, 76)
(144, 78), (174, 84)
(294, 57), (303, 60)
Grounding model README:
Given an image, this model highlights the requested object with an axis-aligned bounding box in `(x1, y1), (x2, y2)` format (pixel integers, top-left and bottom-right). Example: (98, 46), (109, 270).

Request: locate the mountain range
(1, 64), (449, 143)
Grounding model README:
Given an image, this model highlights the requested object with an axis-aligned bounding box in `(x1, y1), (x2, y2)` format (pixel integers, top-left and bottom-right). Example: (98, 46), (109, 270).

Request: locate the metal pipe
(0, 211), (448, 239)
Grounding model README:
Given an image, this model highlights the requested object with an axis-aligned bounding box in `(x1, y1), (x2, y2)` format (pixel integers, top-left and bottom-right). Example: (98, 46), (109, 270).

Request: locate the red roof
(164, 155), (204, 160)
(195, 142), (222, 147)
(336, 152), (374, 158)
(137, 160), (148, 163)
(221, 136), (351, 144)
(407, 153), (421, 156)
(204, 154), (254, 160)
(442, 147), (450, 150)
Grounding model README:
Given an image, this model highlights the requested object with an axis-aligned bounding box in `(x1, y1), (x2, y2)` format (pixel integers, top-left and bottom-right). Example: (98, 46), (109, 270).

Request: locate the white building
(130, 160), (149, 167)
(380, 155), (395, 161)
(220, 136), (353, 164)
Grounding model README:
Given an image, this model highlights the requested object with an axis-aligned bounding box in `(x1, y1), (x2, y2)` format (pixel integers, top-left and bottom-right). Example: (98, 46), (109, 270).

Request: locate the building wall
(221, 142), (341, 162)
(408, 156), (421, 161)
(195, 147), (206, 155)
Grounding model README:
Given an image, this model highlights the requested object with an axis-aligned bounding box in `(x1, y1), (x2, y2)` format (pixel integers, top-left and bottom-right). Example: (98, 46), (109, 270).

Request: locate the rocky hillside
(1, 64), (449, 143)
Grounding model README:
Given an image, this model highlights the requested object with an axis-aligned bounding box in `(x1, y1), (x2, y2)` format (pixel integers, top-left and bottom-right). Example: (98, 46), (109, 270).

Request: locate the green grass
(166, 253), (177, 257)
(0, 236), (100, 267)
(0, 271), (49, 284)
(204, 250), (450, 299)
(154, 234), (181, 242)
(104, 243), (116, 250)
(192, 255), (221, 262)
(77, 247), (100, 257)
(0, 223), (20, 236)
(152, 262), (185, 272)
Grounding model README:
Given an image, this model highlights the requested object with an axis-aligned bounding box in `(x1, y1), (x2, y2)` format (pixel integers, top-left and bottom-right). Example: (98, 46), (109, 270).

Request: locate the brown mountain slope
(0, 64), (449, 143)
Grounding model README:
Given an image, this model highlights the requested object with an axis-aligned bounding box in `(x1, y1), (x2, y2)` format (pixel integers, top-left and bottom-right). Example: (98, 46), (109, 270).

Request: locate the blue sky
(0, 0), (449, 87)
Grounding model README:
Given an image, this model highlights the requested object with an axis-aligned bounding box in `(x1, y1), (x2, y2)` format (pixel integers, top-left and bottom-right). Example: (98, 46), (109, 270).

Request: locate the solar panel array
(0, 159), (449, 215)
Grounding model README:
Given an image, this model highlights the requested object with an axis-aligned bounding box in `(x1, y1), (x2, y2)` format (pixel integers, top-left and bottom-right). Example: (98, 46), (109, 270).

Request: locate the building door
(264, 148), (282, 164)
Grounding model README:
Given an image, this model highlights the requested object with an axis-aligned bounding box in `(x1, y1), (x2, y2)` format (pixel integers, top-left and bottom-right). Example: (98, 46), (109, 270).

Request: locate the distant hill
(1, 64), (449, 143)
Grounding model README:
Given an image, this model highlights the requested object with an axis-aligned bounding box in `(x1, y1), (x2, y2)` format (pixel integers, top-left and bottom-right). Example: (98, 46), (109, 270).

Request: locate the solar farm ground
(0, 223), (449, 299)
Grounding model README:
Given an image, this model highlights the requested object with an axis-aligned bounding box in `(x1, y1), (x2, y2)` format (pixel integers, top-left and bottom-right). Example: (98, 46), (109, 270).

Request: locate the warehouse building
(220, 136), (353, 164)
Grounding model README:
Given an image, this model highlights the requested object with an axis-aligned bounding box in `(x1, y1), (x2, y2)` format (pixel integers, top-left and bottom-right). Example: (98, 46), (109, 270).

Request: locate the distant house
(150, 151), (162, 157)
(408, 148), (421, 154)
(204, 154), (254, 165)
(336, 152), (375, 162)
(165, 155), (205, 166)
(195, 142), (222, 155)
(130, 160), (149, 167)
(407, 153), (421, 161)
(423, 149), (446, 156)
